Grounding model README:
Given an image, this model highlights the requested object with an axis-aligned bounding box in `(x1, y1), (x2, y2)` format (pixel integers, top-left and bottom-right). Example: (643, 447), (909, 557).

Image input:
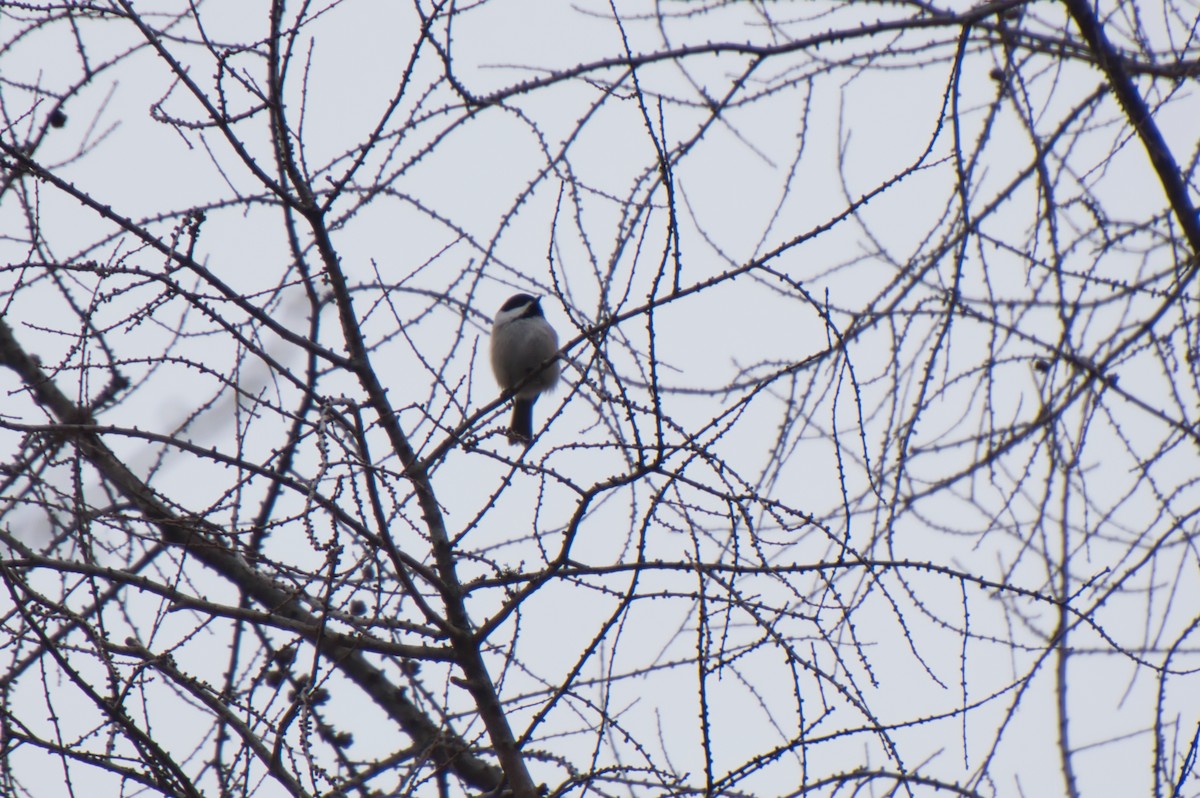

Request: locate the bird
(490, 293), (560, 445)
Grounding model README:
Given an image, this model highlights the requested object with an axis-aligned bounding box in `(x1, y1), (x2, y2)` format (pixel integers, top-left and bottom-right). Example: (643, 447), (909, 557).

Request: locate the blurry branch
(0, 316), (508, 792)
(0, 140), (350, 378)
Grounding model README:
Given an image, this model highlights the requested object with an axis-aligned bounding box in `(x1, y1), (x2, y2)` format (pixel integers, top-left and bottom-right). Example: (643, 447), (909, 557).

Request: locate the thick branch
(1062, 0), (1200, 257)
(0, 317), (506, 793)
(304, 212), (539, 798)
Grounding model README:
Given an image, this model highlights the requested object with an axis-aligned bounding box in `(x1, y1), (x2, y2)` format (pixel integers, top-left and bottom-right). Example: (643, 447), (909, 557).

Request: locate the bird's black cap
(500, 293), (537, 311)
(499, 293), (544, 318)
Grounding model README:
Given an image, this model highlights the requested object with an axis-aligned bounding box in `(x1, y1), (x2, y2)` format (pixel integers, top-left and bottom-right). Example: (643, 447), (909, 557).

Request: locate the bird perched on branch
(490, 293), (560, 445)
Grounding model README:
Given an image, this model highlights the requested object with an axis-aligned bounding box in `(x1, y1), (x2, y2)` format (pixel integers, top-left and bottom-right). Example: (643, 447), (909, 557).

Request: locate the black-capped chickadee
(490, 293), (560, 445)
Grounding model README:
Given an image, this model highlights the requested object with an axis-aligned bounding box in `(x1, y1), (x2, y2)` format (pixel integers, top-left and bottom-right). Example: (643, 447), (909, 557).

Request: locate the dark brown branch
(1062, 0), (1200, 257)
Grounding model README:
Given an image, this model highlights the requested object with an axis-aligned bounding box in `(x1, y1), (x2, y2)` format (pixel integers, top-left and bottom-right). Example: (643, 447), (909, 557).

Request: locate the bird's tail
(508, 397), (536, 445)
